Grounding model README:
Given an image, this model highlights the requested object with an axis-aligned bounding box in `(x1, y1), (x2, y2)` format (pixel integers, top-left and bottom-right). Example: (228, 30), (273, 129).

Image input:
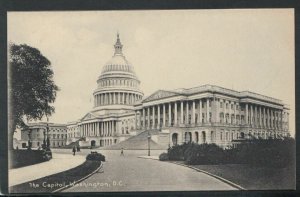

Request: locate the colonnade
(94, 92), (142, 106)
(136, 97), (288, 131)
(137, 99), (212, 130)
(79, 120), (117, 137)
(243, 103), (288, 130)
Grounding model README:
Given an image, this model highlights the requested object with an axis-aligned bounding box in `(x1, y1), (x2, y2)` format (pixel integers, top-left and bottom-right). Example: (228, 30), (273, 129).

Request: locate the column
(135, 111), (137, 130)
(112, 121), (115, 134)
(199, 100), (202, 123)
(174, 102), (178, 126)
(101, 122), (104, 136)
(168, 103), (172, 126)
(250, 104), (253, 126)
(228, 101), (232, 124)
(163, 104), (166, 127)
(259, 106), (262, 127)
(180, 101), (184, 124)
(224, 100), (227, 123)
(113, 93), (116, 104)
(157, 105), (161, 129)
(255, 106), (258, 127)
(245, 103), (248, 125)
(109, 121), (112, 136)
(152, 106), (155, 129)
(263, 107), (266, 128)
(106, 122), (108, 136)
(280, 111), (283, 130)
(103, 122), (105, 136)
(192, 100), (195, 124)
(266, 108), (269, 128)
(186, 101), (189, 124)
(206, 99), (209, 123)
(234, 103), (237, 125)
(271, 109), (273, 129)
(147, 107), (150, 129)
(143, 108), (146, 129)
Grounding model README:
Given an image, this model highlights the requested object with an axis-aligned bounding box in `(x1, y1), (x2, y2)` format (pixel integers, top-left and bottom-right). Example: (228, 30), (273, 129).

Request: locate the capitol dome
(92, 34), (144, 112)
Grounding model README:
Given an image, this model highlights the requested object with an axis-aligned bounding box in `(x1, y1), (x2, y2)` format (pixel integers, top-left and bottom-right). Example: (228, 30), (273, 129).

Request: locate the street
(52, 149), (237, 192)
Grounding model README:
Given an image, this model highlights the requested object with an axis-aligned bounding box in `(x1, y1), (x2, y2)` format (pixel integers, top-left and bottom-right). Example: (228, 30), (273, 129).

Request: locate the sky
(8, 9), (295, 137)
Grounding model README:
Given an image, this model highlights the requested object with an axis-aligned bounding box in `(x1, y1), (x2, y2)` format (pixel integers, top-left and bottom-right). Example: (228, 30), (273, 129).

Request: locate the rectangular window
(231, 104), (233, 109)
(220, 102), (223, 108)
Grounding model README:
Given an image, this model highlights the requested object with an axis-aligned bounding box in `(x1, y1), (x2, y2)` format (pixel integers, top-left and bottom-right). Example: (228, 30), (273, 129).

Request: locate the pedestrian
(72, 146), (76, 156)
(120, 148), (124, 156)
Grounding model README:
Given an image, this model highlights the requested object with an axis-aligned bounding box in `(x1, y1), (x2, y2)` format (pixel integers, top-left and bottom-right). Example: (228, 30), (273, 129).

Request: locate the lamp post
(27, 131), (32, 150)
(147, 131), (151, 156)
(43, 129), (46, 149)
(46, 116), (50, 150)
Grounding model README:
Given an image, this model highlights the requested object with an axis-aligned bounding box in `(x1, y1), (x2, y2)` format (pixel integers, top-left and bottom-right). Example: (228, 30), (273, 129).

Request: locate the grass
(191, 163), (295, 190)
(10, 160), (101, 193)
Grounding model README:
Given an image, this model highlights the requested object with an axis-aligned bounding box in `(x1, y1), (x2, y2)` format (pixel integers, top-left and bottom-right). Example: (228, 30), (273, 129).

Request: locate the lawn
(9, 160), (101, 193)
(192, 163), (295, 190)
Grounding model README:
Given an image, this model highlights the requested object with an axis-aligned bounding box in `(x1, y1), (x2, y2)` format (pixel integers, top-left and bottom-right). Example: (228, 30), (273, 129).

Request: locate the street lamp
(27, 131), (32, 150)
(46, 116), (50, 150)
(147, 131), (151, 156)
(43, 128), (46, 149)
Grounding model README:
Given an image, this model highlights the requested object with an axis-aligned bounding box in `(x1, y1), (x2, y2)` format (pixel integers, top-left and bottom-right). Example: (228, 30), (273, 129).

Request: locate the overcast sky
(8, 9), (295, 136)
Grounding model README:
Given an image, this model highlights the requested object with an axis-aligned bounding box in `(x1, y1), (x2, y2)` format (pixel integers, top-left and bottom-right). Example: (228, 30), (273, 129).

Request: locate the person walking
(120, 148), (124, 156)
(72, 146), (76, 156)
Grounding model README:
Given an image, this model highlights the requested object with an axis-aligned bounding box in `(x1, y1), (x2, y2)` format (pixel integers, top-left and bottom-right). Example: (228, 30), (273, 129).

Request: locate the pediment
(143, 90), (180, 102)
(81, 112), (98, 121)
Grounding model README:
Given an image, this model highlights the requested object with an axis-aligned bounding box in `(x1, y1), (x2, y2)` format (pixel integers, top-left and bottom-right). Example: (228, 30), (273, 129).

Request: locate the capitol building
(21, 34), (291, 149)
(64, 34), (290, 149)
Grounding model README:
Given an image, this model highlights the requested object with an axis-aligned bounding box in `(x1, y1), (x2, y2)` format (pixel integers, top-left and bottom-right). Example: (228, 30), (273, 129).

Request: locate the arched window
(240, 132), (245, 139)
(172, 133), (178, 145)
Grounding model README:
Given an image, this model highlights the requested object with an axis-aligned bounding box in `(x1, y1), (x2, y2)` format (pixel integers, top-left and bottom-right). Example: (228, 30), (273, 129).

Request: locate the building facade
(21, 123), (67, 148)
(134, 85), (290, 148)
(65, 34), (290, 149)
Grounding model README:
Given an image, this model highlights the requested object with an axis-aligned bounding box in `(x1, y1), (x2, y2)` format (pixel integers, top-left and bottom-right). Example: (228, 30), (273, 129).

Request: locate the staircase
(102, 130), (168, 150)
(63, 138), (84, 148)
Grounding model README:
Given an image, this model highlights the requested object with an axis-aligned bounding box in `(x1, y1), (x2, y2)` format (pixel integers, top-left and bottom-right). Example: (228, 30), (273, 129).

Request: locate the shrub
(159, 153), (169, 161)
(10, 149), (52, 168)
(184, 143), (224, 165)
(165, 138), (295, 168)
(86, 152), (105, 162)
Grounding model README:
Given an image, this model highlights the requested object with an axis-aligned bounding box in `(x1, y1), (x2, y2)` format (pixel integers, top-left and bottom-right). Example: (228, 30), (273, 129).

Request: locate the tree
(8, 43), (59, 150)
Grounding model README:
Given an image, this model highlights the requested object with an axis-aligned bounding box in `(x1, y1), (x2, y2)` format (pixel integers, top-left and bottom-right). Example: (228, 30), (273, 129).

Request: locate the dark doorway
(91, 140), (96, 147)
(172, 133), (178, 145)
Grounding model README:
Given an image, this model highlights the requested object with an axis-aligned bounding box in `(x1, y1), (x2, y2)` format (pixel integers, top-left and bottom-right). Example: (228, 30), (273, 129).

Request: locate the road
(57, 149), (236, 192)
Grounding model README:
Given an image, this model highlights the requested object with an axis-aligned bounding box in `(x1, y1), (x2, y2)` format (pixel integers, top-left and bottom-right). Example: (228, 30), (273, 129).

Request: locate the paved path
(64, 150), (236, 192)
(9, 153), (85, 187)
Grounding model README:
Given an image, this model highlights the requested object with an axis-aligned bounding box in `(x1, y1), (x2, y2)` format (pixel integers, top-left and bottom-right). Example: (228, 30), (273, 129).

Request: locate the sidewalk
(9, 153), (85, 187)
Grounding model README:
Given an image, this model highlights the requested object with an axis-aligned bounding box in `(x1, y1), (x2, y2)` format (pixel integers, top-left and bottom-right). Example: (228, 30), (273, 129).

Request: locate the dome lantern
(114, 33), (123, 56)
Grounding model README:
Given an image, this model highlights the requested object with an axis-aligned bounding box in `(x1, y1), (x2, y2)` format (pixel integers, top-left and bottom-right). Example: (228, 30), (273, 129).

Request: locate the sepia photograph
(7, 9), (295, 193)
